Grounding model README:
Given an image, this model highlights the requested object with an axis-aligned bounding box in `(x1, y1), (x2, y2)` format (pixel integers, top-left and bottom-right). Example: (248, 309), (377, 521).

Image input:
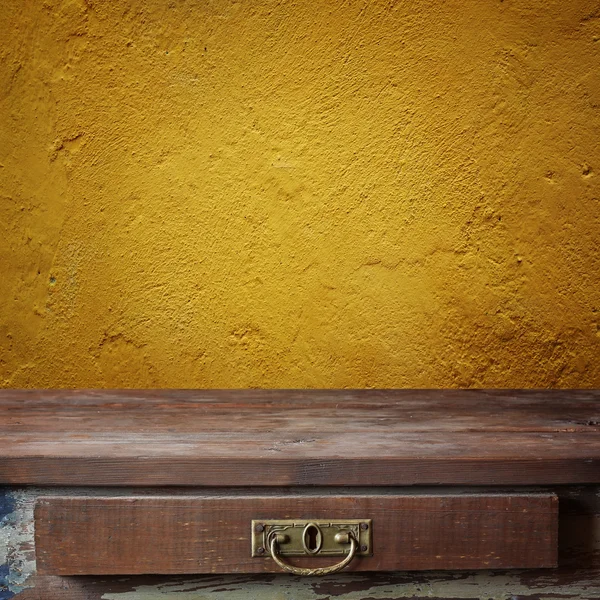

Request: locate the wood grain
(2, 389), (599, 486)
(35, 493), (558, 575)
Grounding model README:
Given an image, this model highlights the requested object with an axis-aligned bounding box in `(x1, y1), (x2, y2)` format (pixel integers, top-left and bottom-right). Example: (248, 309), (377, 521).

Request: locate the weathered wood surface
(1, 390), (599, 486)
(3, 486), (599, 599)
(35, 493), (558, 575)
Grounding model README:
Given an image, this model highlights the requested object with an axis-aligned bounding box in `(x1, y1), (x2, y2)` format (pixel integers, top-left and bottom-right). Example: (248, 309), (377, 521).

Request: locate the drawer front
(35, 493), (558, 575)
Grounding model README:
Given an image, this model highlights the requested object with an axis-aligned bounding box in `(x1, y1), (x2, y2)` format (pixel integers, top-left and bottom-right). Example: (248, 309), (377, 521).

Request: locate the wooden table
(1, 389), (599, 599)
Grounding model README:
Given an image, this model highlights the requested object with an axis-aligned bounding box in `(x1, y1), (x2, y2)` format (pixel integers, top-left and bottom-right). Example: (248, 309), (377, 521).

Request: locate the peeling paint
(1, 490), (17, 599)
(0, 564), (15, 600)
(0, 490), (16, 560)
(93, 570), (600, 600)
(0, 490), (34, 597)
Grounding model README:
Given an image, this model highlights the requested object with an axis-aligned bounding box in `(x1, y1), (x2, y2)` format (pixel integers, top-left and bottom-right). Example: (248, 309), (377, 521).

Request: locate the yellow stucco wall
(1, 0), (599, 388)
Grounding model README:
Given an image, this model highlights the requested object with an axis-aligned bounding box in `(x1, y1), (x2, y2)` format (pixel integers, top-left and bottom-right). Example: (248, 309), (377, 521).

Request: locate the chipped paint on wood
(12, 569), (599, 600)
(92, 570), (600, 600)
(0, 490), (34, 598)
(1, 489), (17, 599)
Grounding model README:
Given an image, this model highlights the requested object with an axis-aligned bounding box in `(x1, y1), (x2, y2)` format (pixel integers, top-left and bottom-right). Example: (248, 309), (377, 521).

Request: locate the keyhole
(307, 526), (318, 551)
(302, 523), (322, 554)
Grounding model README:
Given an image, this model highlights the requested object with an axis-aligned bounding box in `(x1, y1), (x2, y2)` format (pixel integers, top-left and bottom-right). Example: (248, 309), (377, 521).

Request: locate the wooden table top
(1, 389), (598, 486)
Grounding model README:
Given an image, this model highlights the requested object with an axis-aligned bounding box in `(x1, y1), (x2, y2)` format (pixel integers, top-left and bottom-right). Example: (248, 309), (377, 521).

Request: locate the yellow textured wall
(1, 0), (599, 388)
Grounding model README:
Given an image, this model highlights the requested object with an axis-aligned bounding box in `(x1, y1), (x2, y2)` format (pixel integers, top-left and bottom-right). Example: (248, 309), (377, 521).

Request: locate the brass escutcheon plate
(251, 519), (372, 557)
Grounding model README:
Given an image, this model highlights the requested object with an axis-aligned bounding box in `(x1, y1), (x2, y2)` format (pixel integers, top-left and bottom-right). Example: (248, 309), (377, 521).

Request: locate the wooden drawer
(35, 492), (558, 575)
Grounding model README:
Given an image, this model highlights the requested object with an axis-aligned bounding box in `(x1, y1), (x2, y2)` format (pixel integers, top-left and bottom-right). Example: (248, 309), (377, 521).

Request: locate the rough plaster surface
(1, 0), (600, 387)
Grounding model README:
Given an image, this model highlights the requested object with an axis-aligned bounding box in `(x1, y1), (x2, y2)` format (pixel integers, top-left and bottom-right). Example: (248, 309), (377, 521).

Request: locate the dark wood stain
(1, 389), (599, 486)
(35, 493), (558, 575)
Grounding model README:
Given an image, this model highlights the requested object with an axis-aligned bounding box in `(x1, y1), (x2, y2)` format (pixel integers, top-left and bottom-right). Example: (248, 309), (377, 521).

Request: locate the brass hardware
(334, 531), (350, 544)
(269, 529), (358, 576)
(302, 522), (322, 554)
(251, 519), (372, 559)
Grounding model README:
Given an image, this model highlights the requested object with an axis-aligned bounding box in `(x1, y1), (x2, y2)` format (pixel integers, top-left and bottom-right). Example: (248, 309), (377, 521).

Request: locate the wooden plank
(35, 493), (558, 575)
(3, 450), (600, 487)
(1, 390), (599, 486)
(3, 389), (600, 432)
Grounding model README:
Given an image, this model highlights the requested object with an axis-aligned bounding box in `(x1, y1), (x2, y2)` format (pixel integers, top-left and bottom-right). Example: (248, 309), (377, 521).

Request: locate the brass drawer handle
(269, 531), (358, 576)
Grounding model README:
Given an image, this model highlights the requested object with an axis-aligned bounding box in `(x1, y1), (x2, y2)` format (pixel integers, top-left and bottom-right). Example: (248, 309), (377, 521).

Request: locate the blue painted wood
(0, 490), (16, 600)
(0, 490), (15, 524)
(0, 564), (15, 600)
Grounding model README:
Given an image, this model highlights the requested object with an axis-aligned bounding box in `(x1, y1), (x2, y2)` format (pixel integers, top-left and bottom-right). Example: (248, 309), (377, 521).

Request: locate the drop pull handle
(269, 531), (358, 576)
(251, 519), (372, 576)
